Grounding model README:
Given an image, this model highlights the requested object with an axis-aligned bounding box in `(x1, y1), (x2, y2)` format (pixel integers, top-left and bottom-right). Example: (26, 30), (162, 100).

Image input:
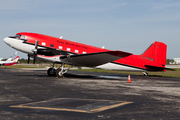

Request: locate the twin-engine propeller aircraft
(4, 32), (167, 77)
(0, 56), (19, 66)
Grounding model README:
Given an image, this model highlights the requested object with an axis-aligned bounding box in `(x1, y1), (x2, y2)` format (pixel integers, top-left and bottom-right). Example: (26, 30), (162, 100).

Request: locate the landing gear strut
(56, 63), (73, 77)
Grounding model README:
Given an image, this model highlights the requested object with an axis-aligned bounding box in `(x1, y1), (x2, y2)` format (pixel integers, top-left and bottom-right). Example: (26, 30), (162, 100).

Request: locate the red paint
(114, 41), (167, 71)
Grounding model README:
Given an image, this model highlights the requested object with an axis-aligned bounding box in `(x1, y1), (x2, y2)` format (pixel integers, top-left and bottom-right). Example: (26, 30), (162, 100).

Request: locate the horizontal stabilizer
(60, 51), (132, 67)
(145, 65), (175, 71)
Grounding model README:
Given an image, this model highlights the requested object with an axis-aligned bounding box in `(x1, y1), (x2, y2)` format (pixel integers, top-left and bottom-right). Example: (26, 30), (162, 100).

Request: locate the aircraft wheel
(143, 72), (148, 76)
(47, 68), (56, 76)
(56, 69), (65, 77)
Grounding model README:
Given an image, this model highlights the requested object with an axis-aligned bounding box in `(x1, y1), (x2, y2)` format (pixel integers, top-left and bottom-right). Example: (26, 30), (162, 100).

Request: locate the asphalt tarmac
(0, 68), (180, 120)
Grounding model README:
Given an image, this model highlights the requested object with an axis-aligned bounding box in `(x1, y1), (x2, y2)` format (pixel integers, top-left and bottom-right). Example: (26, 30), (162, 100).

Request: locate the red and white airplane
(4, 32), (167, 77)
(0, 56), (19, 66)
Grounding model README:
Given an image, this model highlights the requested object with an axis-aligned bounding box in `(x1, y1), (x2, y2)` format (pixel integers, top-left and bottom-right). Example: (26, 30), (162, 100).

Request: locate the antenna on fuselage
(60, 36), (63, 39)
(14, 51), (17, 56)
(102, 46), (105, 49)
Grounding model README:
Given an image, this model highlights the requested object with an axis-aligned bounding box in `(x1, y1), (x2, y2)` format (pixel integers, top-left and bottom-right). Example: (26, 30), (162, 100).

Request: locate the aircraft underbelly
(37, 55), (61, 63)
(96, 62), (144, 71)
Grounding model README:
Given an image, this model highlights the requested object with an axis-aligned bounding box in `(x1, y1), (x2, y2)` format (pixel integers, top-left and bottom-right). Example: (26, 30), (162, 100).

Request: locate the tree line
(1, 58), (175, 64)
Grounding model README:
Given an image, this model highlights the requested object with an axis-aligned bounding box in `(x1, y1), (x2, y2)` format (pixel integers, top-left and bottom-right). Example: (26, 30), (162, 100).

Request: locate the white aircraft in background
(0, 56), (19, 66)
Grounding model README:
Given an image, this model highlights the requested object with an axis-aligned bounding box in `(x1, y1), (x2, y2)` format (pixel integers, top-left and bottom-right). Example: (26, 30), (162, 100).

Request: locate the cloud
(0, 0), (35, 10)
(0, 0), (62, 11)
(152, 2), (180, 10)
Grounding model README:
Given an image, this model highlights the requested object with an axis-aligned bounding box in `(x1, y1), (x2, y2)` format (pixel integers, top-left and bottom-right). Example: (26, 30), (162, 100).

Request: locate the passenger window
(67, 48), (71, 51)
(59, 46), (63, 49)
(42, 42), (46, 46)
(75, 50), (79, 53)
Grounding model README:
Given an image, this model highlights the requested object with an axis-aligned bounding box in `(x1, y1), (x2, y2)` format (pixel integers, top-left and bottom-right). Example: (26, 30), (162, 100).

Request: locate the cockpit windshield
(15, 34), (26, 39)
(15, 34), (21, 38)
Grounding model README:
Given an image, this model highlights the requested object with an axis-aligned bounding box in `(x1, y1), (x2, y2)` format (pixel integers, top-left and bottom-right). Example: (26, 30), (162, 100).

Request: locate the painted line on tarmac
(10, 98), (133, 113)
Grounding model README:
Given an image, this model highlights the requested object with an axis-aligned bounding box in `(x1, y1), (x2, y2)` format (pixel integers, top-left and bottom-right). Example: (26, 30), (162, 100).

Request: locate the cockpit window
(21, 35), (26, 39)
(15, 34), (26, 39)
(16, 34), (21, 38)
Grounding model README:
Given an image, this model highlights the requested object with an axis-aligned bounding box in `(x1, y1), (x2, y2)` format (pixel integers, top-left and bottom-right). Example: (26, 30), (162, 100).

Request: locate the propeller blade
(33, 40), (39, 64)
(27, 54), (30, 64)
(33, 54), (36, 64)
(35, 40), (39, 49)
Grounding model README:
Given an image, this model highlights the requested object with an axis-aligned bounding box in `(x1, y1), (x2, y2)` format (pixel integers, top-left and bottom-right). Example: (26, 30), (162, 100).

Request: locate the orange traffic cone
(127, 74), (131, 83)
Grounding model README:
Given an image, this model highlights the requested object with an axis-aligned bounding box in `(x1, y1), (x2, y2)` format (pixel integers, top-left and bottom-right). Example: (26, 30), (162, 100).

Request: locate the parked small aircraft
(0, 56), (19, 66)
(4, 32), (167, 76)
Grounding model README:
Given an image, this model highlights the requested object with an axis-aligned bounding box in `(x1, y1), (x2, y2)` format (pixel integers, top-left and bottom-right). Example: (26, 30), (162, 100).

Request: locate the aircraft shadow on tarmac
(64, 72), (128, 80)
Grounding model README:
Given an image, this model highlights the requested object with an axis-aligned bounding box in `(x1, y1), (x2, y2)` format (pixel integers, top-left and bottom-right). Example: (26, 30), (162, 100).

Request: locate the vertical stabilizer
(13, 56), (19, 62)
(142, 41), (167, 67)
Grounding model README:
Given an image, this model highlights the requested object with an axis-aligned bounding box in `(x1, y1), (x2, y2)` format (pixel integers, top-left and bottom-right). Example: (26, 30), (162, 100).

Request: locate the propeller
(31, 40), (39, 64)
(27, 54), (30, 64)
(33, 54), (36, 64)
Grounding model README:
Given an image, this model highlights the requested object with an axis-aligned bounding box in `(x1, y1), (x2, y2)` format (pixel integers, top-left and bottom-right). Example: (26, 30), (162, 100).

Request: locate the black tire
(47, 68), (56, 76)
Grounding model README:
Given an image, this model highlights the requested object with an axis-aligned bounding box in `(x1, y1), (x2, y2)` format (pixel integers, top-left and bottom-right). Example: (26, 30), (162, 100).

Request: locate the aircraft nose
(4, 37), (12, 47)
(4, 37), (9, 43)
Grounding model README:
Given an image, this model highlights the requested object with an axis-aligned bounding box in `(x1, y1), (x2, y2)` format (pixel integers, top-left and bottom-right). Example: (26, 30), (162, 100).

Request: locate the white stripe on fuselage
(95, 62), (145, 71)
(37, 55), (62, 63)
(4, 37), (35, 54)
(4, 37), (62, 63)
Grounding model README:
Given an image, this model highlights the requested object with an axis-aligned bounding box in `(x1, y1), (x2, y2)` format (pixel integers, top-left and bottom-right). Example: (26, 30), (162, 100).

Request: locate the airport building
(173, 58), (180, 64)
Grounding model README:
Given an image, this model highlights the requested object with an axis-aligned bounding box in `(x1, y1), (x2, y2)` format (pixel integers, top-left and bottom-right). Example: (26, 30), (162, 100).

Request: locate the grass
(2, 64), (180, 77)
(3, 64), (62, 68)
(72, 68), (180, 77)
(3, 64), (47, 68)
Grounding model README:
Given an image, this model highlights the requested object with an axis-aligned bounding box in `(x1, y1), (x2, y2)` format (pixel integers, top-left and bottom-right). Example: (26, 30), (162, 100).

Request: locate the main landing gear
(47, 63), (72, 77)
(142, 72), (148, 76)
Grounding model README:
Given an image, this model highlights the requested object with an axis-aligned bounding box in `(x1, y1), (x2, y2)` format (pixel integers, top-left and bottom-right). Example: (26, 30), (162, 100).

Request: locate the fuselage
(4, 32), (167, 72)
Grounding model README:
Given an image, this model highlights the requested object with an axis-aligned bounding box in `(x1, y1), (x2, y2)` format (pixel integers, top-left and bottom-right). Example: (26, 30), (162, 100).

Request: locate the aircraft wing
(60, 51), (132, 67)
(37, 48), (69, 56)
(145, 65), (175, 71)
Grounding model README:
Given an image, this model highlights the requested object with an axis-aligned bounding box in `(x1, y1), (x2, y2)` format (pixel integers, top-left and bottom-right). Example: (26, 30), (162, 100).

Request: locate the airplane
(4, 32), (167, 77)
(0, 56), (13, 66)
(0, 56), (19, 66)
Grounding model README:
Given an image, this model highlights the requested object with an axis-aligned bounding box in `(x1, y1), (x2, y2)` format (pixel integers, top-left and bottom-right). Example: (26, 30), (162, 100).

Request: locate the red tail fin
(142, 41), (167, 67)
(13, 56), (19, 62)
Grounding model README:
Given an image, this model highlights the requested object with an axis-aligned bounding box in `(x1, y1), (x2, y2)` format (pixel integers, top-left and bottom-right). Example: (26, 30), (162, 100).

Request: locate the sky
(1, 0), (180, 59)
